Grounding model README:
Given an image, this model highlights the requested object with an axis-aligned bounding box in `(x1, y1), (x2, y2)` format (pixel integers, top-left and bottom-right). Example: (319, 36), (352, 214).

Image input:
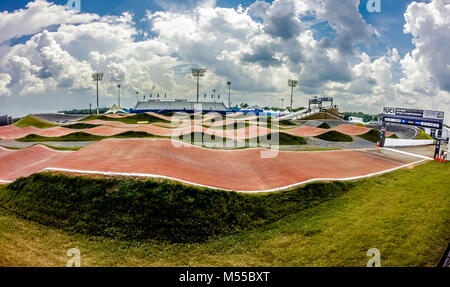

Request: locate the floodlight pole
(92, 73), (104, 115)
(227, 81), (231, 108)
(197, 76), (200, 103)
(192, 68), (206, 103)
(288, 79), (298, 110)
(96, 79), (99, 114)
(117, 84), (121, 107)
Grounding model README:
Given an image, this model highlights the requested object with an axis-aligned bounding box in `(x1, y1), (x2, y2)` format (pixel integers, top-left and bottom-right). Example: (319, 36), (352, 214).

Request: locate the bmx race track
(0, 138), (428, 192)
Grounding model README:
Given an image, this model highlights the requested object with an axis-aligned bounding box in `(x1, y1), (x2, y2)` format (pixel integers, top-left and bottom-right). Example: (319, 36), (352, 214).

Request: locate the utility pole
(288, 79), (298, 110)
(92, 73), (104, 115)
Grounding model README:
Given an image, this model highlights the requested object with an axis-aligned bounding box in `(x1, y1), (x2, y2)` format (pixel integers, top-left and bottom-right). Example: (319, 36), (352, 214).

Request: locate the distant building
(131, 99), (228, 114)
(0, 115), (12, 126)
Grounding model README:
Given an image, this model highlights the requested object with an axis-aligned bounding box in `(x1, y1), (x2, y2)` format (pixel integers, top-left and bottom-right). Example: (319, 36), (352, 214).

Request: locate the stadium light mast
(227, 81), (231, 108)
(192, 68), (206, 103)
(117, 84), (121, 107)
(288, 79), (298, 110)
(213, 89), (216, 103)
(92, 72), (104, 115)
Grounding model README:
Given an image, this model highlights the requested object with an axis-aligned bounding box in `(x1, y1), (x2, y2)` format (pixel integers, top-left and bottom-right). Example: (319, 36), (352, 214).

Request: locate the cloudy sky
(0, 0), (449, 121)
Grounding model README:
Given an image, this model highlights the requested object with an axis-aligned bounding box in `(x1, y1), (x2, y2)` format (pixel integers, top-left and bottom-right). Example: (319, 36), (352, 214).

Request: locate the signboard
(309, 97), (334, 105)
(382, 107), (444, 130)
(381, 107), (445, 159)
(309, 98), (322, 105)
(320, 97), (334, 102)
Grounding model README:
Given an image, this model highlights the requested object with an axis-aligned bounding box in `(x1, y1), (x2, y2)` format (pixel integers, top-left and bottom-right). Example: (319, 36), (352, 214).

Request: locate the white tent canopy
(105, 104), (127, 114)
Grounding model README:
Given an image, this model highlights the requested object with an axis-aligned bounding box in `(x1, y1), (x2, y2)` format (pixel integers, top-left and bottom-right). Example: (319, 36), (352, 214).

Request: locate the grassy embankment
(416, 129), (434, 140)
(14, 115), (58, 129)
(317, 122), (331, 129)
(0, 173), (349, 243)
(315, 131), (353, 142)
(64, 123), (100, 129)
(16, 131), (308, 147)
(388, 134), (399, 139)
(81, 113), (170, 125)
(358, 129), (381, 143)
(0, 161), (448, 267)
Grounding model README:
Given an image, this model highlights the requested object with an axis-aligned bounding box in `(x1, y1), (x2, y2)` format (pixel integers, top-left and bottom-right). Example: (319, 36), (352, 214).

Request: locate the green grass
(14, 115), (58, 129)
(110, 131), (166, 139)
(0, 161), (448, 267)
(205, 122), (251, 130)
(16, 130), (307, 147)
(41, 144), (84, 151)
(315, 131), (353, 142)
(244, 133), (307, 146)
(64, 123), (100, 129)
(16, 132), (105, 142)
(0, 173), (349, 243)
(353, 123), (366, 127)
(276, 132), (307, 145)
(82, 114), (170, 125)
(388, 134), (399, 139)
(278, 119), (297, 126)
(0, 146), (21, 150)
(357, 129), (381, 143)
(16, 131), (167, 142)
(317, 122), (331, 129)
(416, 129), (434, 140)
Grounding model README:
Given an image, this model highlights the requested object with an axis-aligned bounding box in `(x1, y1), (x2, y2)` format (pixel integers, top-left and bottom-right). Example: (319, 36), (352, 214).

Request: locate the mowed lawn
(0, 161), (448, 267)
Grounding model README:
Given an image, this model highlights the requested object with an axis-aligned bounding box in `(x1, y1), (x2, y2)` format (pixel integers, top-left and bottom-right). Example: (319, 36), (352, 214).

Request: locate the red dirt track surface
(83, 120), (141, 128)
(333, 124), (371, 135)
(0, 125), (39, 140)
(0, 120), (378, 142)
(36, 127), (75, 137)
(0, 146), (71, 182)
(41, 138), (407, 192)
(84, 126), (129, 136)
(285, 126), (328, 137)
(145, 112), (173, 122)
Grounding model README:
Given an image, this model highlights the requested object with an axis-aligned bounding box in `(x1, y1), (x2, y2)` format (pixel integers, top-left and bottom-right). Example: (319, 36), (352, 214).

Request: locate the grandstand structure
(131, 99), (228, 114)
(0, 115), (12, 126)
